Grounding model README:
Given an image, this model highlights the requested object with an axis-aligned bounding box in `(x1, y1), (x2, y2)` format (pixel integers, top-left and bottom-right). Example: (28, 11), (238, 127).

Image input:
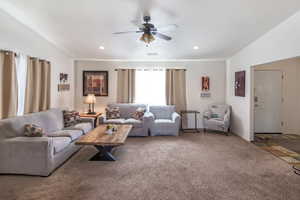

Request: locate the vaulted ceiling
(1, 0), (300, 59)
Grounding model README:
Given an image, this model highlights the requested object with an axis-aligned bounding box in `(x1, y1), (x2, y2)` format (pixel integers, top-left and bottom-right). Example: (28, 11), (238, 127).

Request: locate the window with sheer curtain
(135, 69), (166, 105)
(15, 54), (27, 116)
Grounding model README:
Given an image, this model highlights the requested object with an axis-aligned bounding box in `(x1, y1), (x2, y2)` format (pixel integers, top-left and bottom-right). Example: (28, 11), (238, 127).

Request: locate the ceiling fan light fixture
(140, 33), (155, 44)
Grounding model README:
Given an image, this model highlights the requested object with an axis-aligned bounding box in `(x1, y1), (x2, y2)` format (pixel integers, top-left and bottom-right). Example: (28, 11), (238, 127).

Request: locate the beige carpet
(0, 133), (299, 200)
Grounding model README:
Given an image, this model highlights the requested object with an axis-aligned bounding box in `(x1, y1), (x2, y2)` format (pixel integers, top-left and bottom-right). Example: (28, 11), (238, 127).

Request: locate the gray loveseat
(99, 104), (152, 137)
(0, 108), (93, 176)
(149, 105), (181, 136)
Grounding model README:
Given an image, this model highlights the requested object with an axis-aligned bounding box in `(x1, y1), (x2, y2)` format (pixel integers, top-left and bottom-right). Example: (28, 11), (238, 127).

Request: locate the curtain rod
(0, 49), (50, 63)
(114, 68), (186, 71)
(29, 57), (51, 63)
(0, 49), (17, 56)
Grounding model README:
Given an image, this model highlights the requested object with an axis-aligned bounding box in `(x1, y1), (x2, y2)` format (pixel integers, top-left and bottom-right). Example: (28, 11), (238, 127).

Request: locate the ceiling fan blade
(152, 32), (172, 41)
(157, 24), (178, 31)
(113, 31), (143, 34)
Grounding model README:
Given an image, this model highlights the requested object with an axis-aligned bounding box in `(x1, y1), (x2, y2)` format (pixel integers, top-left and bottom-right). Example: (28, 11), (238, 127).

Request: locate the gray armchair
(149, 105), (181, 136)
(203, 104), (231, 134)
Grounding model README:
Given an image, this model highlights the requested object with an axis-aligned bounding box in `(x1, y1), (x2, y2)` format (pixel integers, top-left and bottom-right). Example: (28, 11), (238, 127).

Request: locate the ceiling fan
(113, 16), (178, 45)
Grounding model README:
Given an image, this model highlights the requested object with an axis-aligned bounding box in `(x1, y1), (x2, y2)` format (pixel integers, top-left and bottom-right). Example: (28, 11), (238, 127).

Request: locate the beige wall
(254, 57), (300, 135)
(74, 60), (226, 128)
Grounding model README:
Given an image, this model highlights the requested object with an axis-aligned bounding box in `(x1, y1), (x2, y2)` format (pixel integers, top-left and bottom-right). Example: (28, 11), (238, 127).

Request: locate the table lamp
(84, 94), (96, 114)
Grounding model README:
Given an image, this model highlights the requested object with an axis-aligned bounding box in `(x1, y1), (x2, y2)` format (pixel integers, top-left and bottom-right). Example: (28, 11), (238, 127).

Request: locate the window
(15, 54), (27, 116)
(135, 69), (166, 105)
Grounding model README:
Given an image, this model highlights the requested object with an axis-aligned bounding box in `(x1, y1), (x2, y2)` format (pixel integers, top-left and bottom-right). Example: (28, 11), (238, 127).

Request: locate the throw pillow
(24, 124), (45, 137)
(211, 113), (219, 118)
(131, 107), (146, 120)
(63, 110), (81, 127)
(106, 107), (121, 119)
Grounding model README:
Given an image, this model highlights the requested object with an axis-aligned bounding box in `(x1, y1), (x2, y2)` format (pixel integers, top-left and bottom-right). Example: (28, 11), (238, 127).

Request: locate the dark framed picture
(235, 71), (245, 97)
(83, 71), (108, 96)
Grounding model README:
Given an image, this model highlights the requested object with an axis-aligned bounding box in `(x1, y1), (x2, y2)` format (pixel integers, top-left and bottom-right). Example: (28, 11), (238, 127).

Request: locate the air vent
(147, 52), (158, 56)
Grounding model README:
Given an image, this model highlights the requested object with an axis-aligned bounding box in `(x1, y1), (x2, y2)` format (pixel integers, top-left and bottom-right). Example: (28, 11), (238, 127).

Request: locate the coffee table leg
(90, 145), (116, 161)
(293, 166), (300, 176)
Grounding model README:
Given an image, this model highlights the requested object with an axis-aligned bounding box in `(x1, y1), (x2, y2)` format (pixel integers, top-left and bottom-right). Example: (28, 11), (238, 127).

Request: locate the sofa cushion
(151, 119), (178, 135)
(155, 119), (174, 124)
(48, 130), (83, 141)
(104, 119), (125, 124)
(72, 123), (93, 134)
(124, 118), (143, 128)
(107, 104), (147, 119)
(52, 137), (72, 154)
(149, 105), (175, 120)
(207, 118), (225, 126)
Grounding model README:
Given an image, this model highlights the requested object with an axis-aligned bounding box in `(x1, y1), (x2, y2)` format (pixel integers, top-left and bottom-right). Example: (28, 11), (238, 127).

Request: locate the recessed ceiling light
(99, 46), (105, 50)
(193, 46), (199, 50)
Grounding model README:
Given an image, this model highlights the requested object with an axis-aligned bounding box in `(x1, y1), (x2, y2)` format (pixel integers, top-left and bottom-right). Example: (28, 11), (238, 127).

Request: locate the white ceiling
(1, 0), (300, 60)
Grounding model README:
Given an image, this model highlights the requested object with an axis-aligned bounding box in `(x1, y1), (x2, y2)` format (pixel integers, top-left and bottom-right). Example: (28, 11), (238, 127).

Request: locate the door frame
(251, 68), (283, 136)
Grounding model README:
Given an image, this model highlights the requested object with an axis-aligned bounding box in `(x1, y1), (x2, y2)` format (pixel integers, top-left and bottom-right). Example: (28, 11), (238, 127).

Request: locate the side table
(80, 112), (102, 128)
(180, 110), (200, 133)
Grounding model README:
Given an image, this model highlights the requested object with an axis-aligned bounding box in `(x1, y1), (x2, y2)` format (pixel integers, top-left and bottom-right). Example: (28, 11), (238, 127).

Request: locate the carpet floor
(0, 133), (299, 200)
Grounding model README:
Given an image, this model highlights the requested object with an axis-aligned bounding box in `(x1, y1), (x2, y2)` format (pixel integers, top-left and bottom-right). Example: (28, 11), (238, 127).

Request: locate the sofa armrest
(0, 137), (54, 176)
(143, 112), (155, 121)
(203, 110), (211, 120)
(224, 111), (230, 121)
(80, 117), (95, 127)
(223, 111), (231, 131)
(142, 112), (155, 128)
(98, 115), (106, 124)
(0, 136), (53, 153)
(172, 112), (181, 123)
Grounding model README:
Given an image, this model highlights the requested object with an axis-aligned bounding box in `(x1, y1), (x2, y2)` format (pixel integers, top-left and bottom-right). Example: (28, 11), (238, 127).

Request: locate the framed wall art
(83, 71), (108, 96)
(201, 76), (211, 98)
(235, 70), (245, 97)
(58, 73), (70, 92)
(60, 73), (68, 83)
(202, 76), (210, 91)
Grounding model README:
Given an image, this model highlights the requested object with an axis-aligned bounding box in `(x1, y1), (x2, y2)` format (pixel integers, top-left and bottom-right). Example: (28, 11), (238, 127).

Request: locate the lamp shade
(84, 94), (96, 104)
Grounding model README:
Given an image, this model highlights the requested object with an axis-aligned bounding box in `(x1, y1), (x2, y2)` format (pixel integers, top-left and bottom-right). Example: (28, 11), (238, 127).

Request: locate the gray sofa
(149, 105), (181, 136)
(0, 108), (93, 176)
(203, 104), (231, 134)
(99, 104), (152, 137)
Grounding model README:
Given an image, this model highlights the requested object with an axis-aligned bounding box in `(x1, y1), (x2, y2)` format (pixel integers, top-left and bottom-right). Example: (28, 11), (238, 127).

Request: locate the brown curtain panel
(25, 58), (51, 114)
(117, 69), (135, 103)
(166, 69), (187, 113)
(0, 51), (18, 119)
(40, 60), (51, 110)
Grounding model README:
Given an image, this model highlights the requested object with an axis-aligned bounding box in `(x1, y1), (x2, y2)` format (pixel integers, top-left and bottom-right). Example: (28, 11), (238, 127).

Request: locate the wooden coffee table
(76, 125), (132, 161)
